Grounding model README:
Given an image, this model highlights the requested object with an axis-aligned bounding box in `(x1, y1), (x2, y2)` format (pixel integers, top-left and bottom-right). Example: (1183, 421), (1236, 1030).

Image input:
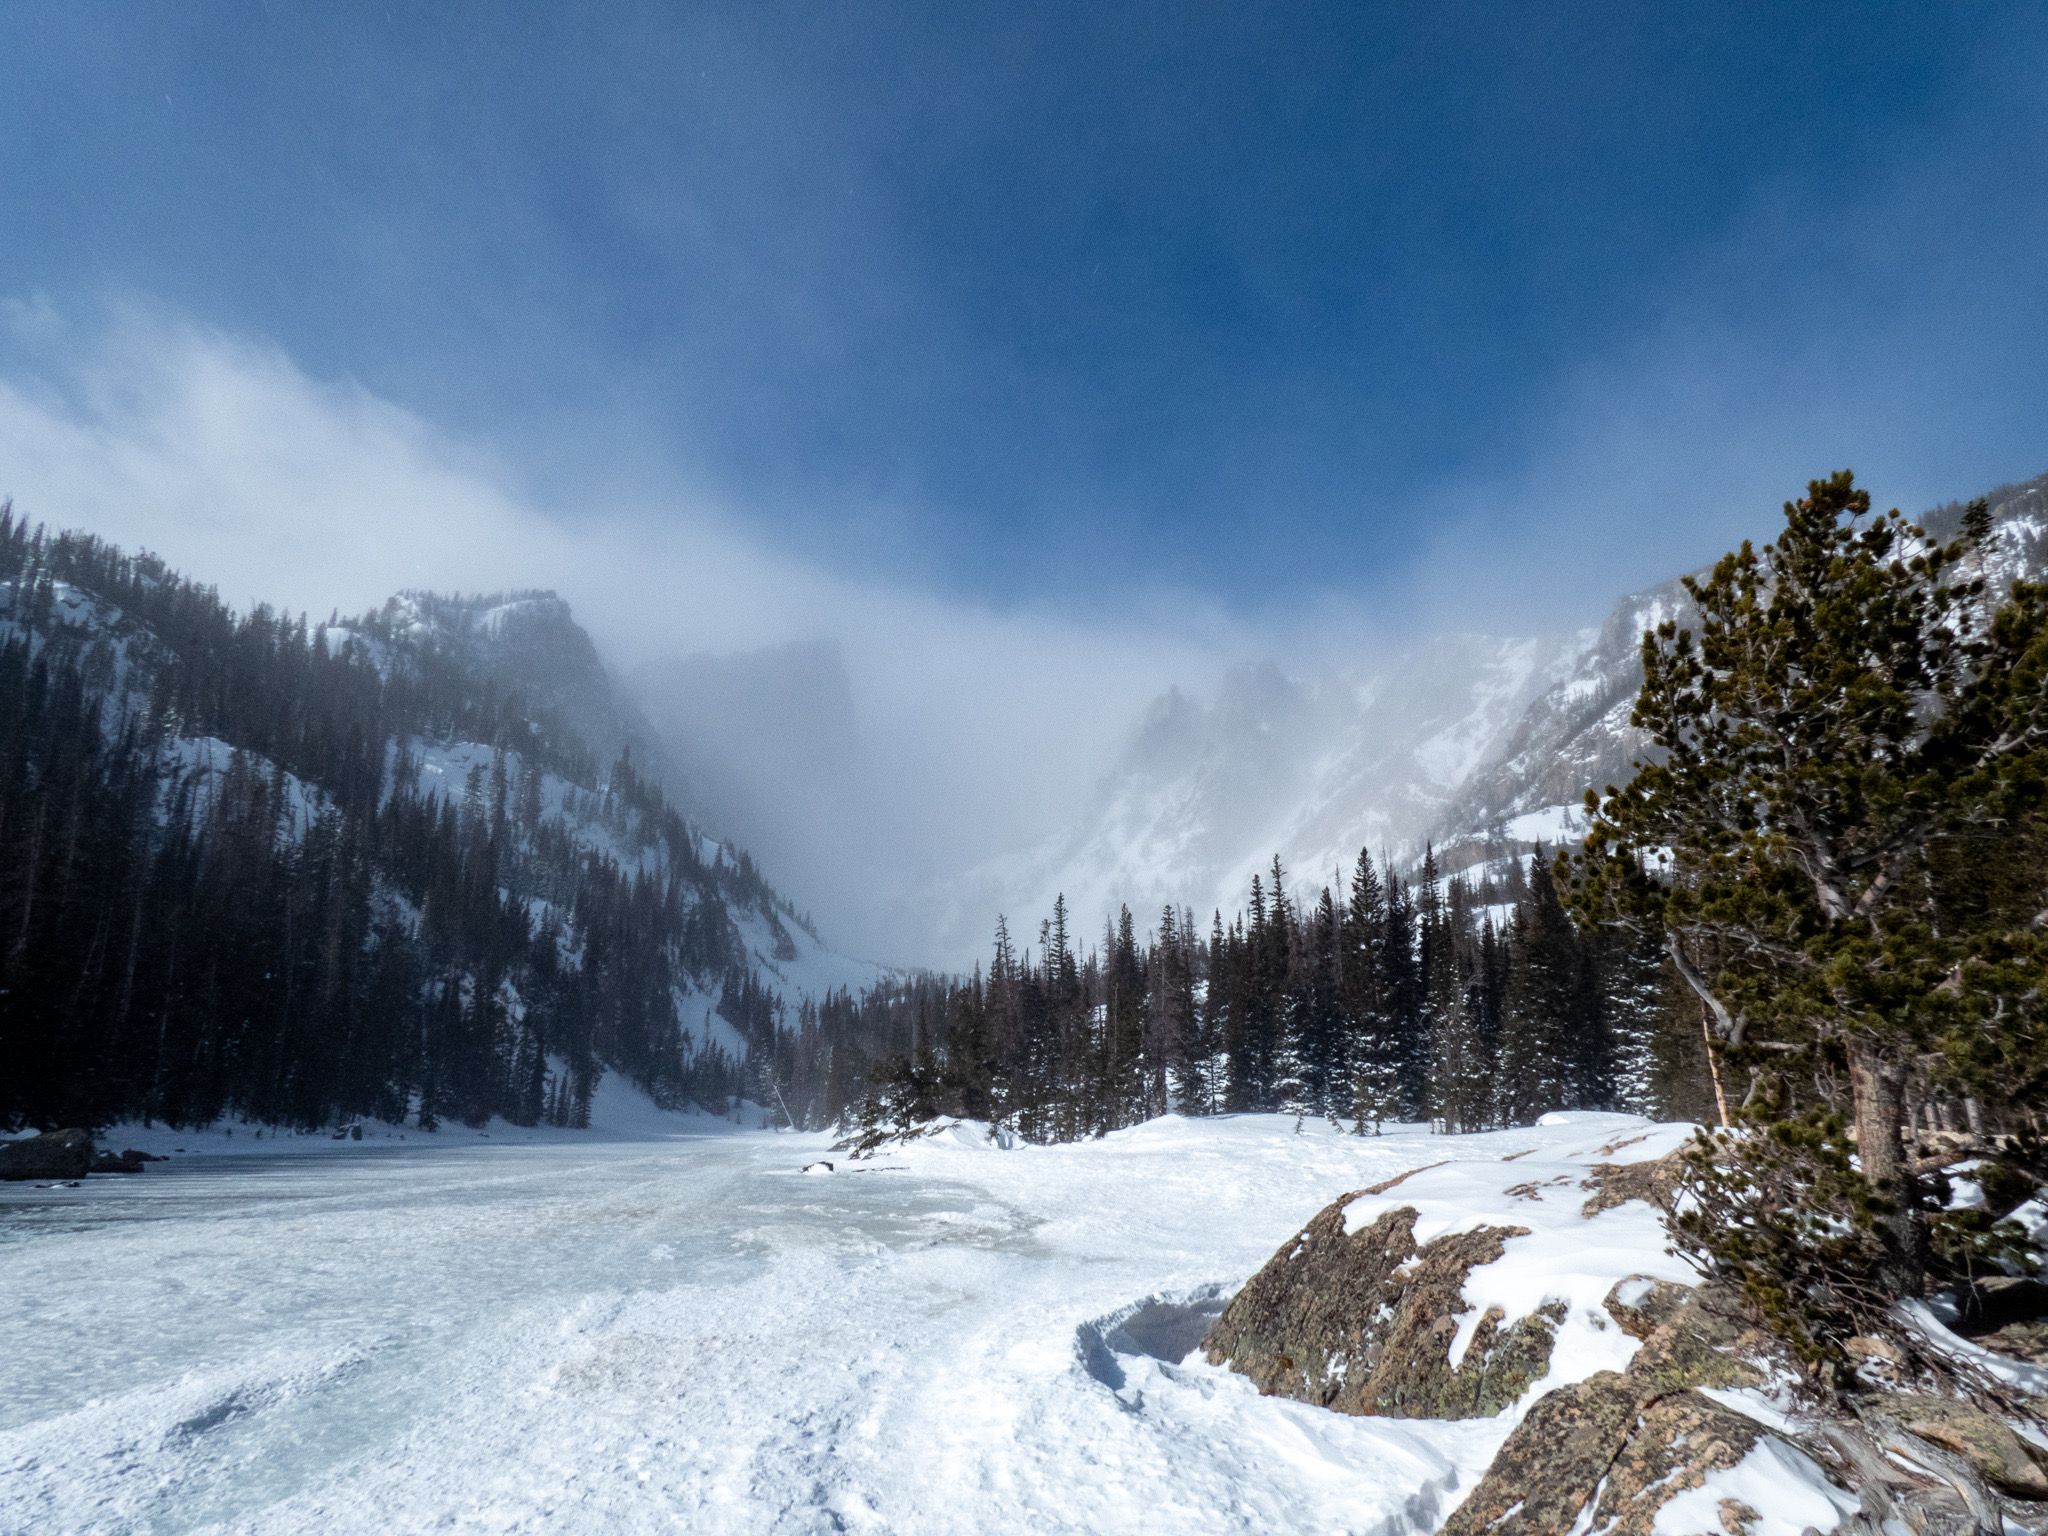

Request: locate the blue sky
(6, 2), (2046, 630)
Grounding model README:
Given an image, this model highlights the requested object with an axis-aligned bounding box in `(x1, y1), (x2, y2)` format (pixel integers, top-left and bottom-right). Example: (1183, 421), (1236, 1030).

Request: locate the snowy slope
(0, 1112), (1860, 1536)
(3, 552), (887, 1115)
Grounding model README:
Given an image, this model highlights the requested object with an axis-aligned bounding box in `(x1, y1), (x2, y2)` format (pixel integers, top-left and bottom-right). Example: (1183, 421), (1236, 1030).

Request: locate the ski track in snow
(5, 1112), (1706, 1535)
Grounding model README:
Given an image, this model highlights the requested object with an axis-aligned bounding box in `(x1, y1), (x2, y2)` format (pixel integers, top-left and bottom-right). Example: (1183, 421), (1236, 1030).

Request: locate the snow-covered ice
(1, 1112), (1834, 1536)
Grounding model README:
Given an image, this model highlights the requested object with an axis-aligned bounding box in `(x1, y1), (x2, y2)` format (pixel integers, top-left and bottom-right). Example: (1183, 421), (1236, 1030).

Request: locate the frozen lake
(2, 1116), (1539, 1535)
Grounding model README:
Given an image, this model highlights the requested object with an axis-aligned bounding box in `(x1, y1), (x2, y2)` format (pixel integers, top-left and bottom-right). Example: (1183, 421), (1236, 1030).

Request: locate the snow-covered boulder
(1439, 1372), (1801, 1536)
(1201, 1194), (1565, 1419)
(1203, 1121), (1703, 1422)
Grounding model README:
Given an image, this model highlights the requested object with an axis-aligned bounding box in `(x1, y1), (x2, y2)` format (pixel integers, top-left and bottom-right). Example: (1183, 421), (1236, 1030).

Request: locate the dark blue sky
(4, 2), (2045, 620)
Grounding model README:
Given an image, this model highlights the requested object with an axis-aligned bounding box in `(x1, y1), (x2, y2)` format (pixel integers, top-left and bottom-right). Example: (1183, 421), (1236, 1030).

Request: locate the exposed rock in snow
(1203, 1201), (1564, 1419)
(1882, 1395), (2048, 1499)
(0, 1128), (93, 1181)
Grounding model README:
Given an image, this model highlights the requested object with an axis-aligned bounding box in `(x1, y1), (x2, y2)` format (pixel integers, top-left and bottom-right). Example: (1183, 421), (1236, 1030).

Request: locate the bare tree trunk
(1845, 1034), (1923, 1298)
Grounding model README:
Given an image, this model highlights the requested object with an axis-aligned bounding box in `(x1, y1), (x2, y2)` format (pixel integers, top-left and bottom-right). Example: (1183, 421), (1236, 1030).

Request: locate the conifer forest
(802, 844), (1690, 1147)
(0, 508), (789, 1133)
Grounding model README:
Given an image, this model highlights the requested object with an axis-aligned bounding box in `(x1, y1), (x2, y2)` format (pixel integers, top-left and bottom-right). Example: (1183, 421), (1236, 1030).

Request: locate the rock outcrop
(1203, 1138), (2045, 1536)
(0, 1128), (93, 1181)
(1202, 1195), (1564, 1420)
(1440, 1272), (2048, 1536)
(1440, 1277), (1807, 1536)
(1882, 1396), (2048, 1500)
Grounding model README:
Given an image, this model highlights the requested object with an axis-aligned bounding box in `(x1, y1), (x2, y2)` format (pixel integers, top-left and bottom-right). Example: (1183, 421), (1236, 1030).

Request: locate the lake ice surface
(0, 1114), (1602, 1535)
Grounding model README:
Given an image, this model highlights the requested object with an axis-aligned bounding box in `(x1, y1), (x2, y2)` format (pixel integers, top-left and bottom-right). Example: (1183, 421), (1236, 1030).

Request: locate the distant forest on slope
(0, 505), (1713, 1143)
(0, 508), (802, 1132)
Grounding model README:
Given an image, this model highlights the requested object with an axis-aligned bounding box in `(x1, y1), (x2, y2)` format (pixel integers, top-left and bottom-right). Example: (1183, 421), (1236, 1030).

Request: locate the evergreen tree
(1291, 886), (1345, 1115)
(1568, 473), (2048, 1298)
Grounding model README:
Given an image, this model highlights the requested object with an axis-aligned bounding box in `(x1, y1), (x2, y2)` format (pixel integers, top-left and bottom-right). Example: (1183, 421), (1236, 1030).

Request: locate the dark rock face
(1951, 1276), (2048, 1336)
(0, 1128), (93, 1181)
(1202, 1198), (1562, 1420)
(1948, 1275), (2048, 1364)
(88, 1149), (151, 1174)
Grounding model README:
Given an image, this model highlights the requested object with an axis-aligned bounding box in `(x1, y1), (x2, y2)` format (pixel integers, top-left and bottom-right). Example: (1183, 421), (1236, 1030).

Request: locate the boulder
(1440, 1278), (1822, 1536)
(1602, 1274), (1693, 1339)
(1584, 1390), (1764, 1536)
(1883, 1395), (2048, 1500)
(1579, 1149), (1688, 1218)
(1620, 1281), (1774, 1394)
(0, 1128), (93, 1181)
(88, 1151), (146, 1173)
(1437, 1371), (1644, 1536)
(1202, 1197), (1563, 1419)
(1440, 1377), (1788, 1536)
(1974, 1319), (2048, 1364)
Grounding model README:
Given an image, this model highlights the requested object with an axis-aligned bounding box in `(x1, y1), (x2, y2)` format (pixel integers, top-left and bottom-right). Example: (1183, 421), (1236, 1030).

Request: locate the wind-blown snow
(1, 1114), (1847, 1536)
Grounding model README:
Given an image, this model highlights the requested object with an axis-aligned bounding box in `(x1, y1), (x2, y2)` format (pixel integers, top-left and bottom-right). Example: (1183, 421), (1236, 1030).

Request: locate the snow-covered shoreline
(0, 1111), (1846, 1535)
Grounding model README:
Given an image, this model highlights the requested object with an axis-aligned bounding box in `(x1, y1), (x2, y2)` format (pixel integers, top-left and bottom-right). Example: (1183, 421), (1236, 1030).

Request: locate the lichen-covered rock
(1585, 1390), (1764, 1536)
(1441, 1279), (1828, 1536)
(0, 1128), (93, 1181)
(1622, 1282), (1774, 1393)
(1883, 1394), (2048, 1499)
(1975, 1319), (2048, 1363)
(1603, 1274), (1693, 1339)
(1442, 1381), (1787, 1536)
(1437, 1371), (1644, 1536)
(1201, 1195), (1561, 1420)
(1579, 1149), (1687, 1217)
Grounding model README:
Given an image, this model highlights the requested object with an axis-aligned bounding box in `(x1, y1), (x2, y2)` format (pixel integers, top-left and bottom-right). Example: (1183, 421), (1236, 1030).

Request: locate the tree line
(759, 844), (1710, 1144)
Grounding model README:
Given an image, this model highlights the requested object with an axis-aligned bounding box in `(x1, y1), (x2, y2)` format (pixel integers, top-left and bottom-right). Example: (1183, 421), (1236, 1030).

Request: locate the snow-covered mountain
(951, 470), (2048, 938)
(346, 592), (895, 1006)
(926, 631), (1593, 949)
(0, 526), (891, 1135)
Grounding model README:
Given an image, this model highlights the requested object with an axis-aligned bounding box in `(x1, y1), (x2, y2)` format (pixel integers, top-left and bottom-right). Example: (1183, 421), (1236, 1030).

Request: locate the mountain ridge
(953, 470), (2048, 939)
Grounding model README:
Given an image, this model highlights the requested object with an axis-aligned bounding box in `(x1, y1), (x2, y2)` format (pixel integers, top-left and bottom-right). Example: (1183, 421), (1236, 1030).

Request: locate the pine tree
(1599, 922), (1666, 1116)
(1568, 473), (2048, 1298)
(1292, 886), (1345, 1115)
(1497, 852), (1580, 1124)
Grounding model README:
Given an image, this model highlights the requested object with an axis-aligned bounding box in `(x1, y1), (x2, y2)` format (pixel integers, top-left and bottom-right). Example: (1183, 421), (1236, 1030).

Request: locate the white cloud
(0, 302), (1242, 962)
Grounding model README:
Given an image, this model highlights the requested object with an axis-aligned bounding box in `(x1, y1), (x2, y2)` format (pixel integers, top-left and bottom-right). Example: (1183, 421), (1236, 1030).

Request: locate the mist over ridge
(0, 306), (2043, 969)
